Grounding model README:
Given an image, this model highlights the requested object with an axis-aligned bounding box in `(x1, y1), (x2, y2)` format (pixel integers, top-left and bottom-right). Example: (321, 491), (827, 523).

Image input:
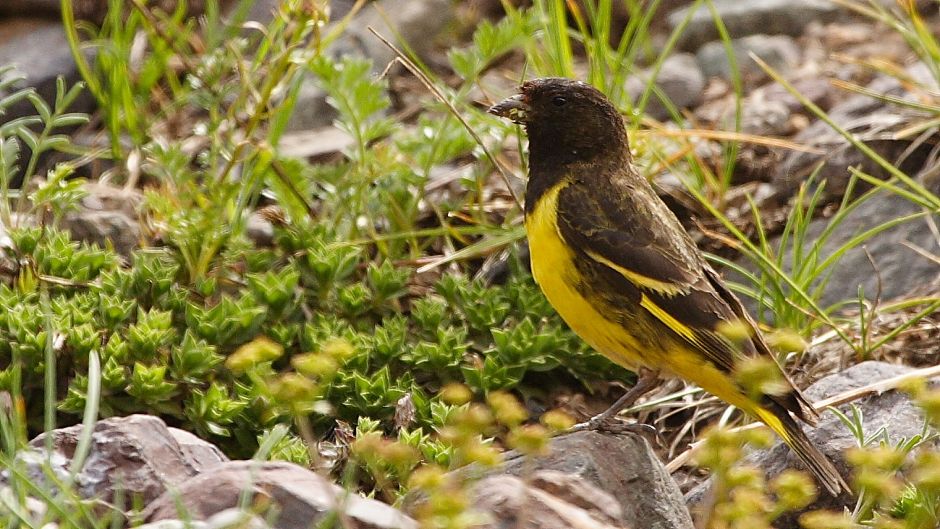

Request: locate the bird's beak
(488, 94), (529, 124)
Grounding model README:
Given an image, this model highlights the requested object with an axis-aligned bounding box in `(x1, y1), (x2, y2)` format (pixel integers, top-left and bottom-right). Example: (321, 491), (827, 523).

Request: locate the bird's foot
(569, 415), (657, 436)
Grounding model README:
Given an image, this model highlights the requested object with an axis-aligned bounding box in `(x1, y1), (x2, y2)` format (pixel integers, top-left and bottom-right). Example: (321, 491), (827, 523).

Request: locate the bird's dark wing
(555, 181), (699, 297)
(555, 180), (819, 423)
(555, 180), (745, 374)
(703, 267), (820, 424)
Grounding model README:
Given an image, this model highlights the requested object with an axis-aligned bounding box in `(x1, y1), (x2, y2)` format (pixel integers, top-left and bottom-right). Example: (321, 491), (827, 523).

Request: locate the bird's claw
(569, 416), (659, 440)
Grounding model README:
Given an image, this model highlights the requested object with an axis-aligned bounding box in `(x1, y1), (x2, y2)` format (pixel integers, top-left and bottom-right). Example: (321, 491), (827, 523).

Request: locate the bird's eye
(551, 96), (567, 107)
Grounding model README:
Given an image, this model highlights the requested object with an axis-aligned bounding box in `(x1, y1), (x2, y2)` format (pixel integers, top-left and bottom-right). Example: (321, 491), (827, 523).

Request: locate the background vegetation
(0, 0), (938, 527)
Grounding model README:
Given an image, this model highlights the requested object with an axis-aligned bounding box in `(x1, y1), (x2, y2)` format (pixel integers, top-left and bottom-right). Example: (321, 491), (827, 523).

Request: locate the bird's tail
(753, 403), (849, 497)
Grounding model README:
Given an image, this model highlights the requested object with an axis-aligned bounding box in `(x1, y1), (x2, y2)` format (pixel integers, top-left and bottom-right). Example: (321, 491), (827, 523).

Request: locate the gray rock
(0, 485), (49, 524)
(740, 97), (792, 137)
(63, 209), (140, 256)
(471, 472), (627, 529)
(29, 414), (228, 504)
(767, 361), (921, 476)
(60, 182), (143, 257)
(334, 0), (453, 72)
(628, 53), (705, 120)
(277, 127), (355, 160)
(668, 0), (840, 51)
(281, 80), (337, 133)
(168, 427), (230, 473)
(731, 181), (940, 313)
(0, 0), (65, 17)
(286, 0), (455, 131)
(528, 470), (624, 524)
(135, 508), (272, 529)
(0, 18), (95, 123)
(696, 34), (801, 85)
(1, 448), (70, 493)
(688, 362), (937, 518)
(0, 0), (212, 20)
(500, 431), (694, 529)
(245, 211), (275, 247)
(144, 460), (417, 529)
(775, 63), (938, 199)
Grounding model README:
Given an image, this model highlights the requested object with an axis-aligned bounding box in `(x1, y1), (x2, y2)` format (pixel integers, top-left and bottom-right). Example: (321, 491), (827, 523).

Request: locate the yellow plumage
(491, 77), (848, 497)
(527, 181), (761, 417)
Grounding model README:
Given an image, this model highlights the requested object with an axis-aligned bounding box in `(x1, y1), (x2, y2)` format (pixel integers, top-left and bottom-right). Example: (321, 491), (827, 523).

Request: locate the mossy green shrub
(0, 221), (623, 460)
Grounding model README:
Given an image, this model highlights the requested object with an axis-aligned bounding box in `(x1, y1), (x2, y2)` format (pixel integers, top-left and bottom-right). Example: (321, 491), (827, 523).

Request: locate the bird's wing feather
(555, 182), (698, 297)
(555, 182), (742, 370)
(555, 179), (818, 423)
(703, 267), (820, 424)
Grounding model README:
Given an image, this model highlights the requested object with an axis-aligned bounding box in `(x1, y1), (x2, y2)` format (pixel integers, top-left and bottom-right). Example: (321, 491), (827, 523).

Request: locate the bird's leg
(570, 369), (660, 433)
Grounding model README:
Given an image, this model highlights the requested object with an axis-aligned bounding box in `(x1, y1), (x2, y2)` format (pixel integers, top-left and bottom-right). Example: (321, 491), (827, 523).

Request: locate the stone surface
(285, 0), (455, 131)
(61, 182), (143, 257)
(775, 61), (938, 199)
(499, 431), (694, 529)
(144, 460), (418, 529)
(628, 53), (705, 120)
(28, 414), (228, 504)
(245, 211), (276, 247)
(0, 0), (210, 20)
(136, 508), (272, 529)
(696, 34), (801, 85)
(668, 0), (840, 51)
(333, 0), (453, 72)
(278, 127), (355, 160)
(0, 18), (95, 122)
(528, 470), (624, 524)
(781, 187), (940, 307)
(0, 0), (67, 18)
(688, 362), (937, 522)
(471, 472), (627, 529)
(731, 177), (940, 312)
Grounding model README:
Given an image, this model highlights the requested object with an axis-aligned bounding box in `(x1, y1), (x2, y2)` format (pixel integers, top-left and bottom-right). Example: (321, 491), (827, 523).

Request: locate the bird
(488, 77), (848, 497)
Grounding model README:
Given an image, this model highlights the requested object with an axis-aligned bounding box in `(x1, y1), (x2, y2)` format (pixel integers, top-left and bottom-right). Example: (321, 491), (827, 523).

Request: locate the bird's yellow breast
(524, 181), (764, 414)
(525, 182), (645, 369)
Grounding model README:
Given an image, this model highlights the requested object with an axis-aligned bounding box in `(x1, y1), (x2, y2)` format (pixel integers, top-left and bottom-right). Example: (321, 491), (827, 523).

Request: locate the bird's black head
(488, 78), (630, 170)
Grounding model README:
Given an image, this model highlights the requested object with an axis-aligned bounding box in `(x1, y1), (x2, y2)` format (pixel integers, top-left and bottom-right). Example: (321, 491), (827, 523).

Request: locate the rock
(471, 472), (627, 529)
(60, 182), (143, 257)
(0, 0), (213, 21)
(756, 362), (934, 524)
(1, 447), (71, 493)
(694, 76), (835, 130)
(168, 427), (230, 472)
(628, 53), (705, 120)
(774, 62), (938, 199)
(688, 362), (938, 521)
(144, 460), (418, 529)
(730, 178), (940, 312)
(0, 0), (101, 19)
(285, 0), (455, 131)
(668, 0), (840, 51)
(696, 35), (801, 85)
(499, 431), (694, 529)
(277, 127), (355, 161)
(135, 508), (272, 529)
(0, 18), (95, 122)
(528, 470), (624, 524)
(245, 211), (275, 247)
(334, 0), (453, 71)
(28, 414), (228, 504)
(0, 485), (49, 523)
(740, 96), (792, 137)
(63, 209), (140, 256)
(281, 80), (337, 133)
(767, 361), (921, 478)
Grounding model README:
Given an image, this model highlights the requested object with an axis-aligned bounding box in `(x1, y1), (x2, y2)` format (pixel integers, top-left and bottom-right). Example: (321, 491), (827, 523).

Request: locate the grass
(0, 0), (937, 527)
